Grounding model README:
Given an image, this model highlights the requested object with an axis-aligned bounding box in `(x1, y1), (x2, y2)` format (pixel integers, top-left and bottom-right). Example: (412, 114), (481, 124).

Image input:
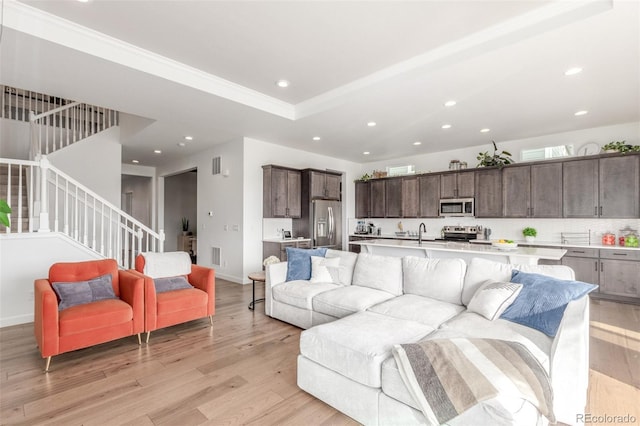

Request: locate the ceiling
(1, 0), (638, 167)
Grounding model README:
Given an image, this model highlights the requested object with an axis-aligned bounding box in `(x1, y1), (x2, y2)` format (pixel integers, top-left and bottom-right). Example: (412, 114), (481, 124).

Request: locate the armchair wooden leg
(209, 315), (213, 326)
(137, 333), (141, 345)
(146, 331), (151, 344)
(45, 356), (52, 372)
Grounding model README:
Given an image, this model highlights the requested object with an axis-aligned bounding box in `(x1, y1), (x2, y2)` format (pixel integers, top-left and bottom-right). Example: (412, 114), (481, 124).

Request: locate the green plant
(181, 217), (189, 232)
(602, 141), (640, 154)
(476, 141), (514, 168)
(522, 227), (537, 237)
(356, 173), (371, 182)
(0, 199), (11, 228)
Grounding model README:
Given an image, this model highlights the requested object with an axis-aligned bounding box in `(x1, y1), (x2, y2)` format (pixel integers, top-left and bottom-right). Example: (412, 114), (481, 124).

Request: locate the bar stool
(248, 271), (266, 311)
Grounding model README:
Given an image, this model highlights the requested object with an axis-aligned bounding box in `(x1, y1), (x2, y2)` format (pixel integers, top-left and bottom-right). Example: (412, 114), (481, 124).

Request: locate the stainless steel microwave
(439, 198), (474, 217)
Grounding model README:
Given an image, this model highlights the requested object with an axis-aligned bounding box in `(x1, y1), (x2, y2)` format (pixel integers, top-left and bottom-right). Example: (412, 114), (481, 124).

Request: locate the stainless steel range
(440, 225), (482, 242)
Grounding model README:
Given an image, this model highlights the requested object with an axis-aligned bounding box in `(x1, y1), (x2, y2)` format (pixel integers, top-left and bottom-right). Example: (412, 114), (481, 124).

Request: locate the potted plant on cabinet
(476, 141), (514, 168)
(522, 227), (537, 243)
(601, 141), (640, 154)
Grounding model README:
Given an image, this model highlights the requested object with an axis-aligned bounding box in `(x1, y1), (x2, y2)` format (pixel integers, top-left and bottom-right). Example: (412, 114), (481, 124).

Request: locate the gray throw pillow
(52, 274), (116, 311)
(154, 276), (193, 293)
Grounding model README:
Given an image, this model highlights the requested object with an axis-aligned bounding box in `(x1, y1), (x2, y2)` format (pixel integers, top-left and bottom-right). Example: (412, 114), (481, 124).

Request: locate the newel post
(159, 229), (165, 253)
(38, 156), (50, 232)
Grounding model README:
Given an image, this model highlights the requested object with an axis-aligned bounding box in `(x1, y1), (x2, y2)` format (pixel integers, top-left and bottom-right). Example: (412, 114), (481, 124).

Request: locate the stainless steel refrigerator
(311, 199), (342, 249)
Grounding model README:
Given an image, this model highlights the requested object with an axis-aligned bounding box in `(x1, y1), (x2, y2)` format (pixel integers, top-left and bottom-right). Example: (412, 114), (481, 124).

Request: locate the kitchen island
(351, 239), (566, 265)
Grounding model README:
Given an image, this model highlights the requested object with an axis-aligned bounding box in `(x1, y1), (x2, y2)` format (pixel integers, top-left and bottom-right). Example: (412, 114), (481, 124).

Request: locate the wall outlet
(232, 224), (239, 231)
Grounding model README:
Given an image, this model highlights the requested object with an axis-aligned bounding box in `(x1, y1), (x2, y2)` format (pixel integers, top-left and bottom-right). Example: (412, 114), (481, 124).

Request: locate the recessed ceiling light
(132, 160), (139, 164)
(77, 0), (90, 3)
(367, 121), (377, 127)
(565, 67), (583, 76)
(413, 141), (422, 146)
(276, 79), (290, 88)
(480, 128), (491, 133)
(312, 136), (321, 141)
(441, 124), (452, 129)
(574, 110), (588, 116)
(363, 151), (370, 155)
(154, 149), (162, 154)
(177, 142), (186, 147)
(184, 136), (193, 140)
(444, 100), (457, 107)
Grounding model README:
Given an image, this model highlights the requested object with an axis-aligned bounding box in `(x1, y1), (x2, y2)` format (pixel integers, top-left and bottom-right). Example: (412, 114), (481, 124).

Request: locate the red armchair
(34, 259), (144, 372)
(131, 253), (215, 342)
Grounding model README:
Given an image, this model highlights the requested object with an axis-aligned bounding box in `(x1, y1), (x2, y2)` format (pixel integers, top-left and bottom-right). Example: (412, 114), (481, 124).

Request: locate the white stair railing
(0, 159), (35, 234)
(30, 102), (119, 157)
(0, 157), (164, 269)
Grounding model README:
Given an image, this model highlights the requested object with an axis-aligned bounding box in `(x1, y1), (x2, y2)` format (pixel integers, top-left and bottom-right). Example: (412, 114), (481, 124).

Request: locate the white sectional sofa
(265, 250), (591, 426)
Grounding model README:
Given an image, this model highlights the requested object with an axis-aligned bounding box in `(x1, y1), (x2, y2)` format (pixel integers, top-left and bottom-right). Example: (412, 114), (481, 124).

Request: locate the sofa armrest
(118, 270), (145, 334)
(34, 279), (60, 358)
(265, 262), (287, 317)
(549, 296), (590, 425)
(188, 265), (215, 316)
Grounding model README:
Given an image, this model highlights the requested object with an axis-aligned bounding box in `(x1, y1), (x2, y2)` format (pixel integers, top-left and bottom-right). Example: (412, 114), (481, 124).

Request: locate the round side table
(248, 271), (266, 311)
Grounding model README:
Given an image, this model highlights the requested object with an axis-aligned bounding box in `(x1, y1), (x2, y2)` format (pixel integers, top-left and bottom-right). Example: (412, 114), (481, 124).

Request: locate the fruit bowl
(492, 240), (518, 250)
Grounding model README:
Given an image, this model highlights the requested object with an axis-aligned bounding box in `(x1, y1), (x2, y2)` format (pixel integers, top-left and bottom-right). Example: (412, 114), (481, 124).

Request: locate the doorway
(164, 169), (198, 261)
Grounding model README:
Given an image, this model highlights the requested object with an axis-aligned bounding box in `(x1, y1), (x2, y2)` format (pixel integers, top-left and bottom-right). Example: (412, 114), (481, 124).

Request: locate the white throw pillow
(310, 256), (341, 283)
(467, 280), (523, 321)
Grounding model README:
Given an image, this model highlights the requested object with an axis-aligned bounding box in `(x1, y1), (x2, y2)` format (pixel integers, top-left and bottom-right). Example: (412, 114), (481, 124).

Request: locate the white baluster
(28, 165), (34, 233)
(54, 172), (59, 232)
(83, 192), (88, 245)
(159, 229), (165, 253)
(5, 163), (11, 234)
(63, 179), (69, 235)
(38, 157), (50, 232)
(92, 197), (96, 250)
(100, 203), (105, 255)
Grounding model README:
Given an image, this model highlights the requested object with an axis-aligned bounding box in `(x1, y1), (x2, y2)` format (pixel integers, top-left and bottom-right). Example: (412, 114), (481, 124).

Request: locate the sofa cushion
(59, 299), (133, 337)
(312, 286), (396, 318)
(367, 294), (464, 328)
(272, 280), (340, 310)
(310, 256), (341, 283)
(325, 249), (358, 285)
(402, 257), (466, 304)
(352, 253), (403, 296)
(462, 258), (575, 306)
(156, 288), (208, 315)
(502, 271), (597, 337)
(300, 311), (434, 387)
(467, 280), (523, 321)
(285, 247), (327, 281)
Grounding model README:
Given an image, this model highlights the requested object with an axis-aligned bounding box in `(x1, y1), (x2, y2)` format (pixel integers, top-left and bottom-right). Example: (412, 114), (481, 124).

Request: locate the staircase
(1, 85), (164, 269)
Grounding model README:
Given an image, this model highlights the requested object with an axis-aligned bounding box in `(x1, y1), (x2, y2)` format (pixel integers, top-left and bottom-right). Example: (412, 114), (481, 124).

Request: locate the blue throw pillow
(52, 274), (116, 311)
(285, 247), (328, 281)
(154, 276), (193, 293)
(500, 270), (597, 337)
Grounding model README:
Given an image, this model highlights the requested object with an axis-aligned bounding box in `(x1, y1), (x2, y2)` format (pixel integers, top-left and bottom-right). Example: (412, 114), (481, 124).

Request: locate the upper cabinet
(355, 181), (371, 218)
(401, 177), (420, 218)
(418, 174), (440, 218)
(563, 155), (639, 218)
(309, 170), (341, 200)
(263, 165), (301, 218)
(385, 178), (403, 218)
(441, 171), (474, 198)
(503, 163), (562, 218)
(475, 168), (502, 217)
(370, 179), (386, 218)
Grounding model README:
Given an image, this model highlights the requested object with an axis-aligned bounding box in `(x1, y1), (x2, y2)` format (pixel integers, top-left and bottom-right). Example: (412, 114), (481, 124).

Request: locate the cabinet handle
(595, 260), (598, 272)
(600, 261), (603, 272)
(599, 206), (603, 216)
(573, 250), (585, 254)
(612, 253), (628, 256)
(594, 206), (598, 216)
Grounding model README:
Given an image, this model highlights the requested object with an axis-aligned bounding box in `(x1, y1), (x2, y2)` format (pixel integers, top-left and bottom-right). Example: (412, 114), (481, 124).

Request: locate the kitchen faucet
(418, 223), (427, 246)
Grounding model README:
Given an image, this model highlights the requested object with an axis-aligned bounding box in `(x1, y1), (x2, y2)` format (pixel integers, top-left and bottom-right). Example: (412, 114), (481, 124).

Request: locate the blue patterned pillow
(52, 274), (116, 311)
(500, 270), (597, 337)
(285, 247), (328, 281)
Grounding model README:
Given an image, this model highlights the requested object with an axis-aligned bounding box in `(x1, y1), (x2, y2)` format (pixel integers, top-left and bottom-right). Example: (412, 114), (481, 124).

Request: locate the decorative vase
(525, 236), (535, 243)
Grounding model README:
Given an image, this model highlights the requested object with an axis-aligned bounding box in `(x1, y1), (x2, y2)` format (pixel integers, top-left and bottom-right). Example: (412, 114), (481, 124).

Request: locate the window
(386, 165), (415, 176)
(521, 145), (574, 161)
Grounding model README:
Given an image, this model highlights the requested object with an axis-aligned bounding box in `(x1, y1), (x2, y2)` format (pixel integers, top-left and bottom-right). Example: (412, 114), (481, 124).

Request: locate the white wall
(122, 163), (158, 230)
(0, 233), (104, 327)
(163, 171), (198, 252)
(47, 126), (122, 206)
(242, 137), (362, 282)
(121, 175), (153, 227)
(0, 118), (30, 160)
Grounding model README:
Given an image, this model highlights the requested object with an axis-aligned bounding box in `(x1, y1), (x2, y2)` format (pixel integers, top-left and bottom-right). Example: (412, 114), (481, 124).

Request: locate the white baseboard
(1, 313), (34, 328)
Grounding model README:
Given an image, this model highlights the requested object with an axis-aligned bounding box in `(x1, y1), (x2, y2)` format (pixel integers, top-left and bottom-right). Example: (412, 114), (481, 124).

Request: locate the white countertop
(351, 239), (567, 260)
(263, 237), (311, 243)
(469, 239), (639, 251)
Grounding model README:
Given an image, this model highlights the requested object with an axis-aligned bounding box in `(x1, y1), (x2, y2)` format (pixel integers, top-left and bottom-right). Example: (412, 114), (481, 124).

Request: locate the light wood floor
(0, 280), (638, 426)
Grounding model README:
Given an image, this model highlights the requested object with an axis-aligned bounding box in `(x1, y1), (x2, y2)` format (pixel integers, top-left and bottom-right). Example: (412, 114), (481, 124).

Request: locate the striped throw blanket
(393, 338), (555, 425)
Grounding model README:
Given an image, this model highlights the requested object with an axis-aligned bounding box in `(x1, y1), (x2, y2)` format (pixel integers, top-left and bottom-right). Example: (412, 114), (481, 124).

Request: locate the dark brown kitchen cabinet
(599, 155), (639, 218)
(309, 170), (341, 200)
(503, 163), (562, 217)
(263, 165), (301, 218)
(370, 180), (386, 218)
(418, 174), (440, 217)
(401, 177), (419, 218)
(474, 169), (502, 217)
(355, 181), (371, 218)
(563, 159), (599, 218)
(385, 178), (403, 217)
(440, 171), (474, 198)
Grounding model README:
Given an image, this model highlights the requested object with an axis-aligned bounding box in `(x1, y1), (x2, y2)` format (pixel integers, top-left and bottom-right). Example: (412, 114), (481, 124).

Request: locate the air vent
(211, 246), (221, 266)
(212, 157), (221, 175)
